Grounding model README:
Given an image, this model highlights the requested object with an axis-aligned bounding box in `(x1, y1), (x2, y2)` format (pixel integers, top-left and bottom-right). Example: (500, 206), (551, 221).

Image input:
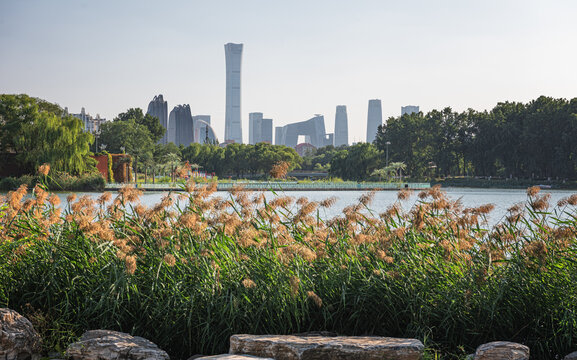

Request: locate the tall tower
(224, 43), (243, 143)
(366, 99), (382, 143)
(168, 105), (193, 146)
(334, 105), (348, 146)
(147, 95), (168, 144)
(249, 112), (263, 144)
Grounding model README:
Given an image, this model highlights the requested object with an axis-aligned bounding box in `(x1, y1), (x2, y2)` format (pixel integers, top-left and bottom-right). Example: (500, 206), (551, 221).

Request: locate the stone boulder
(564, 351), (577, 360)
(473, 341), (529, 360)
(194, 356), (273, 360)
(0, 308), (42, 360)
(229, 334), (424, 360)
(66, 330), (169, 360)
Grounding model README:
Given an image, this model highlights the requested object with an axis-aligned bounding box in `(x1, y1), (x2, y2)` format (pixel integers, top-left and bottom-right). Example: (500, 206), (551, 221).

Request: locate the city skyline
(1, 1), (577, 144)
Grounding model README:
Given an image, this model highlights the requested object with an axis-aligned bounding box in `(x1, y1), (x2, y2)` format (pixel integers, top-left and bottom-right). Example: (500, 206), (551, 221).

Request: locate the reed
(1, 172), (577, 359)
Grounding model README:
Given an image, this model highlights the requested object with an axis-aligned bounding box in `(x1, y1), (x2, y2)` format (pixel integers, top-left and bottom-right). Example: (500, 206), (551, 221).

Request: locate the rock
(564, 351), (577, 360)
(66, 330), (169, 360)
(229, 334), (424, 360)
(0, 308), (42, 360)
(473, 341), (529, 360)
(194, 356), (273, 360)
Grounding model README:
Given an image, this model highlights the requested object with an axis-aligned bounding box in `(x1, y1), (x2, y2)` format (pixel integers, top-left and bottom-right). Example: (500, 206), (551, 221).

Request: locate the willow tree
(0, 94), (94, 175)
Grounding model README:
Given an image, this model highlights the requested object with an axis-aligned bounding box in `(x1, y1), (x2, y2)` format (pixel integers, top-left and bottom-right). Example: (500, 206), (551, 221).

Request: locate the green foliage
(300, 145), (342, 171)
(375, 96), (577, 179)
(0, 172), (105, 191)
(2, 186), (577, 359)
(107, 153), (114, 183)
(329, 143), (383, 180)
(0, 94), (94, 175)
(115, 108), (165, 143)
(181, 142), (301, 178)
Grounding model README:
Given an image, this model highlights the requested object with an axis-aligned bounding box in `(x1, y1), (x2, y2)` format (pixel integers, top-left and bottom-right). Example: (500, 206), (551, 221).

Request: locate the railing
(105, 182), (430, 191)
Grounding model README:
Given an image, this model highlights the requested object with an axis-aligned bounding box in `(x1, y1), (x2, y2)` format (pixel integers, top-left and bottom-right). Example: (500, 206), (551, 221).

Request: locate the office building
(224, 43), (243, 143)
(366, 99), (382, 143)
(168, 104), (193, 146)
(147, 95), (168, 144)
(275, 115), (333, 148)
(249, 112), (263, 144)
(334, 105), (348, 146)
(70, 107), (106, 134)
(192, 115), (211, 125)
(401, 105), (419, 116)
(193, 119), (218, 145)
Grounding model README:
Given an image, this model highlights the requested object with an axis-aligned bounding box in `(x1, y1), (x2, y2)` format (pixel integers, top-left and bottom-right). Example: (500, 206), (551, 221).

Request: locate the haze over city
(1, 0), (577, 143)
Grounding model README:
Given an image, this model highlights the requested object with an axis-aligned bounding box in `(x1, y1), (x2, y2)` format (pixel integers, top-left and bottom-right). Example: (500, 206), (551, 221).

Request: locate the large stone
(66, 330), (169, 360)
(0, 308), (42, 360)
(229, 334), (424, 360)
(473, 341), (529, 360)
(564, 351), (577, 360)
(195, 356), (273, 360)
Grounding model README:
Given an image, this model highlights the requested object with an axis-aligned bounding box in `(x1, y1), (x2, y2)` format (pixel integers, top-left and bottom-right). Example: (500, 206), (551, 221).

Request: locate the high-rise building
(147, 95), (168, 144)
(401, 105), (419, 116)
(70, 107), (106, 134)
(334, 105), (348, 146)
(168, 105), (193, 146)
(274, 115), (334, 148)
(224, 43), (243, 143)
(261, 118), (273, 144)
(366, 99), (382, 143)
(249, 112), (263, 145)
(193, 119), (219, 145)
(192, 115), (211, 125)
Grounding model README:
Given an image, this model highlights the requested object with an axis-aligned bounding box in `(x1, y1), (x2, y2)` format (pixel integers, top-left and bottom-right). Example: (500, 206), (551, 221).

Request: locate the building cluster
(68, 107), (106, 134)
(73, 42), (420, 153)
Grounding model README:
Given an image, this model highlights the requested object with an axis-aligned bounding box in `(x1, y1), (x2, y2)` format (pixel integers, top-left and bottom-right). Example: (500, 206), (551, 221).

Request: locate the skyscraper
(334, 105), (348, 146)
(249, 112), (263, 145)
(168, 104), (193, 146)
(261, 118), (273, 144)
(274, 115), (333, 148)
(224, 43), (243, 143)
(366, 99), (382, 143)
(147, 95), (168, 144)
(401, 105), (419, 116)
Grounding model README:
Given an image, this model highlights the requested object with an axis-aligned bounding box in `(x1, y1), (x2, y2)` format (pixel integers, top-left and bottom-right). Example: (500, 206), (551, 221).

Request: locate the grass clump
(1, 170), (577, 359)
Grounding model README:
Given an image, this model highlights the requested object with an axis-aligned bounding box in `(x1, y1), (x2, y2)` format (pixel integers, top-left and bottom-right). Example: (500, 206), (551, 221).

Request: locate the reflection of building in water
(69, 107), (107, 134)
(274, 114), (333, 148)
(147, 95), (168, 144)
(401, 105), (419, 116)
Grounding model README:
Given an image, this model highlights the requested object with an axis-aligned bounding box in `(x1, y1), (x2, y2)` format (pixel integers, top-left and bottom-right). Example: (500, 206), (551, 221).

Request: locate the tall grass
(1, 175), (577, 359)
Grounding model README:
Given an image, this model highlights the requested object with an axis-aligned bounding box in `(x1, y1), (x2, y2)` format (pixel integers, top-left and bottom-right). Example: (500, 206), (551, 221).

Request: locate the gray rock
(473, 341), (529, 360)
(194, 356), (273, 360)
(564, 351), (577, 360)
(0, 308), (42, 360)
(66, 330), (169, 360)
(230, 334), (424, 360)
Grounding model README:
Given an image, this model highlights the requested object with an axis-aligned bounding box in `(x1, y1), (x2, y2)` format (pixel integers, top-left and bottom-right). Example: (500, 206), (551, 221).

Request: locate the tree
(115, 108), (165, 143)
(0, 94), (94, 175)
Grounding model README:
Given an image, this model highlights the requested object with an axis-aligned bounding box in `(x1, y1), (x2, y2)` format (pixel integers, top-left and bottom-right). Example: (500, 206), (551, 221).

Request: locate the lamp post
(385, 141), (391, 167)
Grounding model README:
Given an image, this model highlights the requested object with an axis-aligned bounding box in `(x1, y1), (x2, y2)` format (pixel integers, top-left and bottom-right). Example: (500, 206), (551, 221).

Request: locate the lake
(12, 187), (575, 226)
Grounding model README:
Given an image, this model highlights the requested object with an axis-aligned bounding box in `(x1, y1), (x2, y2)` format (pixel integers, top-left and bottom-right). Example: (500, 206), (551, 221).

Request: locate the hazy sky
(1, 0), (577, 144)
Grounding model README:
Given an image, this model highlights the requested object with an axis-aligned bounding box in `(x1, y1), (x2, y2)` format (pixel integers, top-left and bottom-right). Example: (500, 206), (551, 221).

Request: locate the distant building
(261, 118), (273, 144)
(192, 115), (211, 125)
(249, 112), (263, 145)
(366, 99), (382, 143)
(334, 105), (348, 146)
(275, 115), (334, 148)
(225, 43), (243, 144)
(147, 95), (168, 144)
(70, 107), (106, 134)
(168, 104), (193, 146)
(193, 119), (219, 145)
(401, 105), (419, 116)
(248, 113), (273, 144)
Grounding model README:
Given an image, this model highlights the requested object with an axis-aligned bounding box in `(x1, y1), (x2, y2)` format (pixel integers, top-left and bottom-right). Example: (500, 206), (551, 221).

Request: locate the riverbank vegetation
(1, 176), (576, 359)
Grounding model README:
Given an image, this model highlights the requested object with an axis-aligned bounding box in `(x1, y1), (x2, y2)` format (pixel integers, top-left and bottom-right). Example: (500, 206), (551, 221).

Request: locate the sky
(1, 0), (577, 144)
